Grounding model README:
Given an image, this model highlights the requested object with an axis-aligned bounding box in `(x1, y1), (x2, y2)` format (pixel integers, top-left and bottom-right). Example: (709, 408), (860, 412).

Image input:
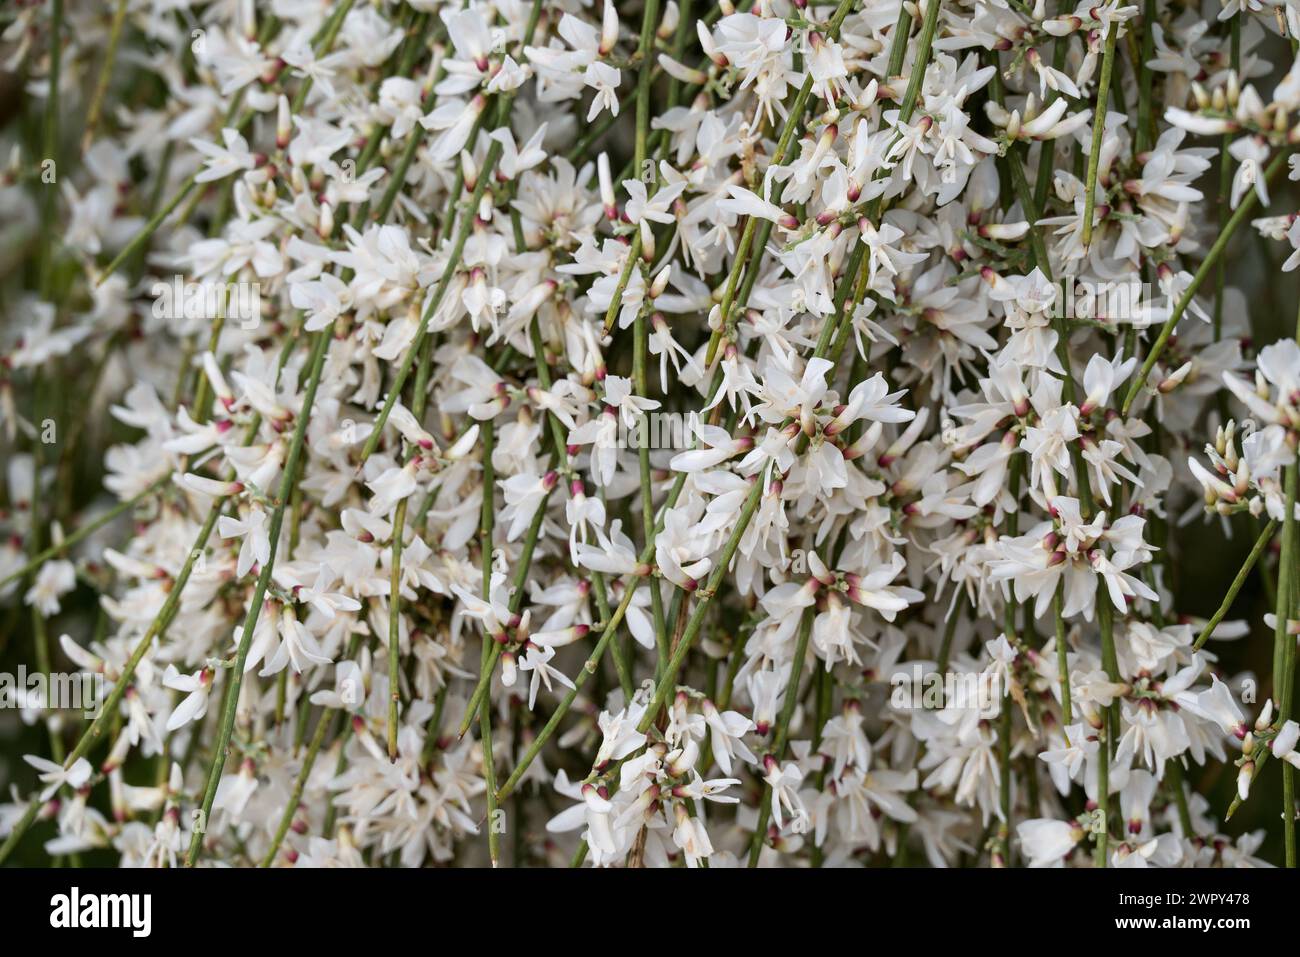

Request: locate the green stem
(1193, 520), (1276, 651)
(1054, 583), (1073, 725)
(1095, 596), (1118, 866)
(1122, 150), (1289, 414)
(747, 608), (813, 865)
(633, 0), (661, 173)
(636, 477), (766, 735)
(493, 583), (641, 803)
(455, 485), (555, 735)
(633, 304), (667, 675)
(1274, 452), (1298, 866)
(702, 0), (860, 367)
(185, 325), (336, 866)
(601, 235), (642, 336)
(1212, 15), (1241, 411)
(996, 684), (1012, 865)
(479, 419), (500, 866)
(0, 476), (170, 590)
(82, 0), (130, 153)
(1134, 0), (1156, 154)
(358, 0), (546, 465)
(260, 706), (339, 866)
(1081, 21), (1119, 249)
(388, 498), (407, 762)
(39, 0), (63, 298)
(0, 501), (224, 863)
(1165, 759), (1194, 836)
(289, 0), (356, 113)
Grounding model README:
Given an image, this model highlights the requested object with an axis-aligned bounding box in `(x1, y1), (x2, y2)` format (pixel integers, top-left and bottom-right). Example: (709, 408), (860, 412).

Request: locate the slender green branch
(636, 476), (766, 734)
(702, 0), (860, 367)
(1122, 150), (1289, 414)
(82, 0), (131, 152)
(455, 487), (554, 735)
(479, 419), (501, 865)
(358, 0), (546, 465)
(1081, 21), (1120, 249)
(630, 0), (667, 678)
(1054, 583), (1073, 724)
(0, 501), (225, 864)
(493, 583), (641, 803)
(1274, 452), (1298, 866)
(1193, 520), (1276, 651)
(260, 706), (336, 866)
(185, 325), (336, 866)
(289, 0), (356, 113)
(388, 498), (408, 762)
(747, 608), (813, 865)
(0, 476), (170, 590)
(1095, 596), (1118, 866)
(1212, 14), (1242, 399)
(39, 0), (63, 298)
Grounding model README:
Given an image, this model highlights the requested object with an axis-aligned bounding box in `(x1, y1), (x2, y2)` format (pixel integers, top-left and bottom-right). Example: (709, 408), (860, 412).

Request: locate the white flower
(1227, 136), (1270, 209)
(1017, 818), (1083, 867)
(583, 62), (621, 122)
(190, 128), (257, 183)
(219, 505), (271, 578)
(518, 643), (576, 709)
(702, 700), (756, 776)
(162, 665), (213, 732)
(24, 560), (76, 616)
(761, 756), (807, 830)
(23, 755), (92, 802)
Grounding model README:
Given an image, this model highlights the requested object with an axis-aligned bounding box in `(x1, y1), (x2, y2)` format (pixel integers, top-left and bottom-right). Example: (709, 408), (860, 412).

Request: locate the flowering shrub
(1, 0), (1299, 869)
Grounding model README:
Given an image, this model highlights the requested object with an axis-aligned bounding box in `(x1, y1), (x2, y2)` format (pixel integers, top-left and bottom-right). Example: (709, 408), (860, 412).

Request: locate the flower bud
(1255, 699), (1275, 732)
(276, 95), (292, 150)
(649, 263), (671, 298)
(1156, 361), (1192, 395)
(599, 0), (619, 55)
(657, 1), (679, 39)
(317, 201), (334, 240)
(1237, 760), (1254, 801)
(597, 152), (616, 220)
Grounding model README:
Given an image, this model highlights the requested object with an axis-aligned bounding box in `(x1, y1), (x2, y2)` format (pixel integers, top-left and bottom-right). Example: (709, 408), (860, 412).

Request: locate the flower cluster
(1, 0), (1299, 870)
